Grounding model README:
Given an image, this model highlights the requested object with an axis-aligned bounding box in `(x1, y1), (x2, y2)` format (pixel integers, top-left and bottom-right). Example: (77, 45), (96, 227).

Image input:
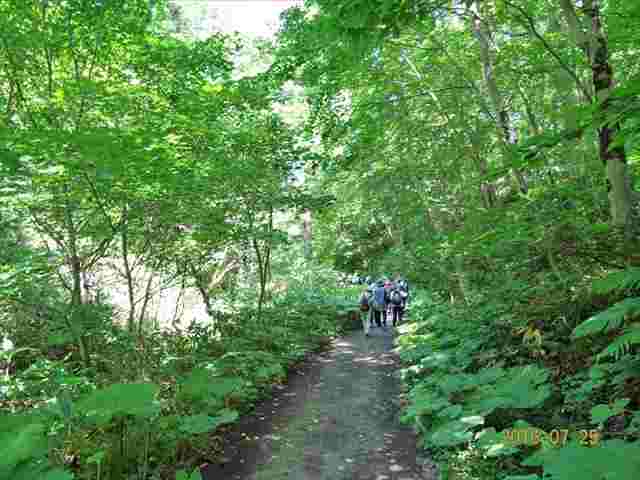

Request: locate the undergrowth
(0, 289), (359, 480)
(397, 266), (640, 480)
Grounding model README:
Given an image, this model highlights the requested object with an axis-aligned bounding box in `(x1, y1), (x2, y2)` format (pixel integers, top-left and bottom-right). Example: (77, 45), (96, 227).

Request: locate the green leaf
(572, 298), (640, 338)
(41, 469), (75, 480)
(597, 327), (640, 360)
(178, 409), (238, 435)
(592, 268), (640, 295)
(212, 408), (240, 428)
(86, 451), (106, 464)
(176, 469), (203, 480)
(542, 440), (640, 479)
(591, 398), (629, 424)
(438, 405), (463, 419)
(0, 421), (47, 471)
(402, 387), (450, 421)
(178, 369), (245, 405)
(475, 427), (520, 457)
(466, 365), (551, 412)
(255, 364), (285, 380)
(179, 414), (219, 435)
(76, 383), (160, 424)
(429, 415), (484, 447)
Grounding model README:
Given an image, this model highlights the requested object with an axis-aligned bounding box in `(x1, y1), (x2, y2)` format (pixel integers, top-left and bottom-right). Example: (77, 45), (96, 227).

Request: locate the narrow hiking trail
(202, 327), (437, 480)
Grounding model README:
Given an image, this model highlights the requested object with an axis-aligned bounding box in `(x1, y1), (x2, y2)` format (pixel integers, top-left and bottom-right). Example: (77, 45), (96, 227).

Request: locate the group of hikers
(354, 272), (410, 335)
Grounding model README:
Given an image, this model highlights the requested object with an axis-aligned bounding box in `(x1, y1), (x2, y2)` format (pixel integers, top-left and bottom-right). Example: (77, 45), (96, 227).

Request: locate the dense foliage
(271, 0), (640, 478)
(1, 0), (640, 478)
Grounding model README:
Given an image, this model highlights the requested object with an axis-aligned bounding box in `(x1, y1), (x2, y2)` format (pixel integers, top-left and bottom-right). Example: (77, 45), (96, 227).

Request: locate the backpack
(360, 293), (370, 312)
(391, 290), (402, 306)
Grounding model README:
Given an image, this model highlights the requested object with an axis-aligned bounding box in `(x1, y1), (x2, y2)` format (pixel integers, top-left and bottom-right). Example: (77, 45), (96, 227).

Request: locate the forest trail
(202, 327), (436, 480)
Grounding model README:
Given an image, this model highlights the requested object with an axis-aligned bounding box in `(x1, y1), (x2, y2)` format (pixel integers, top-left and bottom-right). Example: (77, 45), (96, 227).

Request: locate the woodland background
(1, 0), (640, 479)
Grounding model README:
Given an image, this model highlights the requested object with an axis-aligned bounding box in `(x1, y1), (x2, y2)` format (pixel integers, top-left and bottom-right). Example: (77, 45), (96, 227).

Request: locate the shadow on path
(201, 326), (436, 480)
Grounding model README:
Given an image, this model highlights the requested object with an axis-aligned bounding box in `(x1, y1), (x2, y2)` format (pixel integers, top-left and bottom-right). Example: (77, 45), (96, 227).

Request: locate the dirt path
(201, 326), (437, 480)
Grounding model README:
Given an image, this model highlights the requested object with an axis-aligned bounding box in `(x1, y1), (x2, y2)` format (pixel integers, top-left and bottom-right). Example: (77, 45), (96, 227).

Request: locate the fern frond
(596, 327), (640, 361)
(592, 267), (640, 295)
(572, 298), (640, 338)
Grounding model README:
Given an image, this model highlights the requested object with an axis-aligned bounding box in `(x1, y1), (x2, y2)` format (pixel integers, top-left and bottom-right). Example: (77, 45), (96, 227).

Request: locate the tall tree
(559, 0), (634, 228)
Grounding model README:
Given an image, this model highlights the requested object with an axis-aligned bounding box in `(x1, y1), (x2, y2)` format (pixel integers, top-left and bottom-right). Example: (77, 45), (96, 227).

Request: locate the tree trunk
(171, 277), (186, 328)
(63, 195), (90, 367)
(253, 236), (267, 319)
(302, 208), (313, 259)
(254, 208), (274, 321)
(206, 248), (241, 291)
(121, 205), (137, 332)
(453, 254), (469, 305)
(559, 0), (634, 228)
(475, 150), (496, 208)
(137, 273), (155, 335)
(190, 262), (213, 317)
(471, 5), (528, 195)
(587, 2), (632, 228)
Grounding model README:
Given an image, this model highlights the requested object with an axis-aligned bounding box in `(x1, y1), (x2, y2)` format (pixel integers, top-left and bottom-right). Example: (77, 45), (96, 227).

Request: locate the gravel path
(201, 326), (437, 480)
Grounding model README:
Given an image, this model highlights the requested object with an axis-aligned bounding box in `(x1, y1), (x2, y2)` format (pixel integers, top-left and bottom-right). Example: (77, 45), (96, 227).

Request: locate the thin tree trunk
(121, 205), (137, 332)
(190, 262), (213, 317)
(475, 151), (496, 208)
(63, 194), (90, 367)
(254, 208), (274, 320)
(253, 237), (266, 319)
(172, 277), (186, 328)
(454, 254), (468, 305)
(471, 5), (528, 195)
(137, 273), (155, 335)
(207, 249), (241, 291)
(302, 208), (312, 259)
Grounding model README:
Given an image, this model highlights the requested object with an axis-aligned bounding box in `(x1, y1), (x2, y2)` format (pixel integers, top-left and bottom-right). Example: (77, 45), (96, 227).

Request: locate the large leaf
(0, 420), (47, 472)
(176, 469), (203, 480)
(597, 327), (640, 360)
(592, 268), (640, 295)
(429, 415), (485, 447)
(178, 369), (245, 405)
(590, 398), (629, 425)
(76, 383), (160, 424)
(541, 440), (640, 479)
(40, 469), (75, 480)
(402, 386), (450, 423)
(475, 427), (520, 457)
(573, 298), (640, 338)
(178, 409), (239, 435)
(466, 365), (551, 413)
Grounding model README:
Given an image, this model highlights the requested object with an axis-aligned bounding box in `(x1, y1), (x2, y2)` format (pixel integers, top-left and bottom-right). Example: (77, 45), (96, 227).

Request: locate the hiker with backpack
(393, 273), (410, 304)
(389, 287), (406, 327)
(384, 279), (394, 323)
(372, 280), (387, 327)
(359, 287), (373, 335)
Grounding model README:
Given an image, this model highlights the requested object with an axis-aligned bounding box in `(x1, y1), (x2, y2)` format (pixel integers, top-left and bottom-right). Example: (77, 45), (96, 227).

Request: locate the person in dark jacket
(389, 287), (405, 327)
(359, 287), (373, 335)
(372, 280), (387, 327)
(393, 273), (410, 305)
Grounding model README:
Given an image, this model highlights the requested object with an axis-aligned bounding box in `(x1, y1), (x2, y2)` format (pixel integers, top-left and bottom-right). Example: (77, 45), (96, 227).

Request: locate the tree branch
(503, 0), (593, 103)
